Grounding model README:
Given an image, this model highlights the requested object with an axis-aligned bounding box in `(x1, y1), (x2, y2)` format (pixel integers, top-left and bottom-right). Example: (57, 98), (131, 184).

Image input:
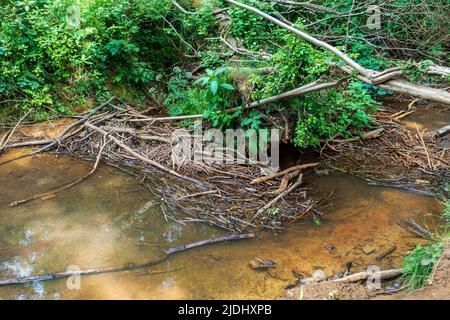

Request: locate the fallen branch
(332, 268), (403, 283)
(130, 79), (345, 122)
(0, 233), (254, 287)
(250, 162), (319, 184)
(225, 0), (450, 105)
(164, 233), (254, 254)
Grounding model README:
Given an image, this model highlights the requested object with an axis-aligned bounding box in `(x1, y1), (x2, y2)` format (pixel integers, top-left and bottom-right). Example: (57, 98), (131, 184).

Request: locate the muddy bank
(284, 246), (449, 300)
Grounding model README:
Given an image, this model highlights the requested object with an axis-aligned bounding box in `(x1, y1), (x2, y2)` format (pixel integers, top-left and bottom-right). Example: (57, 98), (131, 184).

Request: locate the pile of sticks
(321, 106), (449, 194)
(0, 97), (317, 232)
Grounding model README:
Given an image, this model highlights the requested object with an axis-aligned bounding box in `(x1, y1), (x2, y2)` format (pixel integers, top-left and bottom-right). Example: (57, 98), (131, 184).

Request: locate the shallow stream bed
(0, 149), (443, 299)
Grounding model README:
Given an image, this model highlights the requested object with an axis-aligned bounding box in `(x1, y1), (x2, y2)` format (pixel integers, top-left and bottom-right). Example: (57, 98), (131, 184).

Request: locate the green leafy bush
(194, 67), (240, 128)
(0, 0), (191, 119)
(293, 81), (378, 148)
(402, 243), (443, 290)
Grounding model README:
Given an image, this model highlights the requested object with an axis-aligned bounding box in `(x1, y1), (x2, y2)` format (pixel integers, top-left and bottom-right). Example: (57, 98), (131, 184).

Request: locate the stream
(0, 107), (446, 300)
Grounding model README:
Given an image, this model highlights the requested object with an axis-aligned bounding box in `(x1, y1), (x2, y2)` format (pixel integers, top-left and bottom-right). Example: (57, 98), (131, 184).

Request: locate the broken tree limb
(130, 79), (345, 122)
(248, 78), (346, 108)
(332, 268), (403, 283)
(225, 0), (450, 105)
(341, 66), (450, 105)
(250, 162), (319, 184)
(0, 233), (254, 287)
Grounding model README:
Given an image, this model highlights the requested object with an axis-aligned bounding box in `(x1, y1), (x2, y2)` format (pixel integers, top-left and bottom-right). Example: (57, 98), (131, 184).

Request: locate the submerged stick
(0, 233), (254, 287)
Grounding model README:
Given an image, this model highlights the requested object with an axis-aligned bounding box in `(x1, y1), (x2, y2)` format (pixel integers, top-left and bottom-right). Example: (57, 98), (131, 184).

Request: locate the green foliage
(253, 23), (333, 99)
(402, 243), (443, 290)
(293, 81), (378, 148)
(250, 25), (378, 148)
(165, 67), (208, 117)
(0, 0), (191, 118)
(194, 67), (240, 128)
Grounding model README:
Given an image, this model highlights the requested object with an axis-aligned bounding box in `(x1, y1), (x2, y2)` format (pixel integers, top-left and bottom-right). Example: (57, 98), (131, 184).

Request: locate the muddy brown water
(0, 148), (443, 300)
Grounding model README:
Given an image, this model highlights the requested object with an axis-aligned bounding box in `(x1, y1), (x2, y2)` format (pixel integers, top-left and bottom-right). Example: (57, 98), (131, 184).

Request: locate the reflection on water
(0, 150), (443, 299)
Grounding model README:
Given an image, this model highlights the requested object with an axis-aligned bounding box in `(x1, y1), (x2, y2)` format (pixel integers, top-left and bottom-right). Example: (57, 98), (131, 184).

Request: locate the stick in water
(0, 233), (254, 286)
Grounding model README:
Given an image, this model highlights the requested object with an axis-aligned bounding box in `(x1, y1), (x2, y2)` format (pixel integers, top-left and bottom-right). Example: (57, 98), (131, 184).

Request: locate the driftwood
(0, 233), (254, 287)
(250, 162), (319, 184)
(253, 173), (303, 220)
(332, 268), (403, 283)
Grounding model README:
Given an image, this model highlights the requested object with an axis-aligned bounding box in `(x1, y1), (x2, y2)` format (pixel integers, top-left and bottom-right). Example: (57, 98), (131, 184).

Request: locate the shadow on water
(0, 149), (443, 299)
